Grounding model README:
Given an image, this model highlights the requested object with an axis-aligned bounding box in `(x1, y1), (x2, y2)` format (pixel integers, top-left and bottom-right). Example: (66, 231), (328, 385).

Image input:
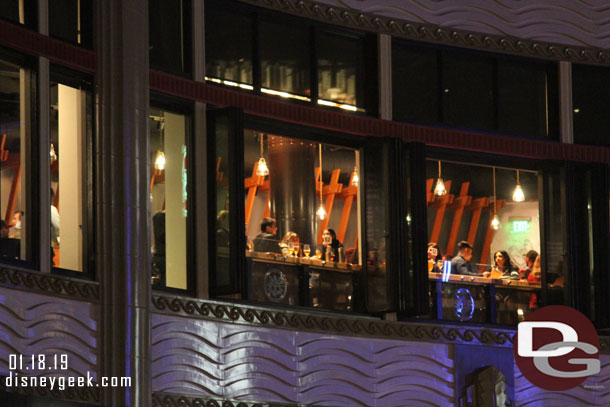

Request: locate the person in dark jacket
(451, 240), (484, 276)
(253, 217), (280, 253)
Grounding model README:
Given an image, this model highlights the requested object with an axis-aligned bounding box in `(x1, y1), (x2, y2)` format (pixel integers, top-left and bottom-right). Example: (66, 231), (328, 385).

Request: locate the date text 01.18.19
(9, 354), (68, 371)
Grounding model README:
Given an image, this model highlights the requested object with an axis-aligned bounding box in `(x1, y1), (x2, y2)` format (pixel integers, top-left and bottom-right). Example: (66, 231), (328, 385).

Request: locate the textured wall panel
(514, 354), (610, 406)
(0, 287), (98, 379)
(152, 314), (455, 406)
(313, 0), (610, 48)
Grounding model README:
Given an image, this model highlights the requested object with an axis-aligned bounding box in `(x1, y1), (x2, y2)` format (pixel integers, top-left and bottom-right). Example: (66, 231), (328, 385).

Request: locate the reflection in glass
(49, 83), (88, 271)
(317, 31), (362, 110)
(0, 60), (29, 262)
(205, 6), (253, 86)
(149, 108), (188, 289)
(260, 19), (310, 100)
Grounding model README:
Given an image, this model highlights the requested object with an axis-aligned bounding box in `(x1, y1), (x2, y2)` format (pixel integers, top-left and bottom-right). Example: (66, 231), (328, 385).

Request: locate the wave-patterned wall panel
(313, 0), (610, 48)
(0, 286), (98, 379)
(514, 354), (610, 406)
(152, 313), (455, 406)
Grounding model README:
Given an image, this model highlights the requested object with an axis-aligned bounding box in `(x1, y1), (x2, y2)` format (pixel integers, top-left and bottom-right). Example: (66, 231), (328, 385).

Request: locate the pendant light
(434, 160), (447, 196)
(256, 133), (269, 177)
(490, 167), (501, 230)
(512, 169), (525, 202)
(50, 143), (58, 164)
(316, 143), (327, 220)
(154, 150), (166, 170)
(351, 152), (359, 187)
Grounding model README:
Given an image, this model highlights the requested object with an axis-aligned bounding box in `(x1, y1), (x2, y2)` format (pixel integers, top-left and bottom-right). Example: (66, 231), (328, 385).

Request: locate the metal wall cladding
(514, 355), (610, 406)
(151, 313), (456, 406)
(314, 0), (610, 49)
(0, 286), (98, 379)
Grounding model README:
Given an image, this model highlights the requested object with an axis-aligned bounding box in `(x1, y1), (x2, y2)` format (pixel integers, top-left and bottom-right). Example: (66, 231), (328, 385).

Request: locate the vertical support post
(378, 34), (392, 120)
(97, 1), (151, 405)
(559, 61), (573, 144)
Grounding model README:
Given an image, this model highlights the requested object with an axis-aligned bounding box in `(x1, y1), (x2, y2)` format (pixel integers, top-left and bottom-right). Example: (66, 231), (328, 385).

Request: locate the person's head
(457, 240), (473, 261)
(11, 211), (23, 227)
(322, 228), (337, 245)
(427, 242), (443, 262)
(524, 250), (538, 268)
(281, 232), (299, 245)
(260, 217), (277, 235)
(0, 220), (8, 238)
(216, 210), (229, 229)
(494, 250), (511, 269)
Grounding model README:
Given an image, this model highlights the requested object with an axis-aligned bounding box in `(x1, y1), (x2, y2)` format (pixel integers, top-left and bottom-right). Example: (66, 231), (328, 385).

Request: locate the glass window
(497, 59), (556, 139)
(317, 31), (363, 111)
(49, 80), (91, 272)
(441, 51), (495, 131)
(426, 159), (546, 325)
(149, 0), (191, 74)
(149, 108), (189, 290)
(392, 42), (439, 124)
(49, 0), (93, 47)
(259, 18), (311, 101)
(243, 130), (361, 311)
(205, 4), (254, 88)
(0, 58), (34, 264)
(0, 0), (36, 29)
(572, 64), (610, 146)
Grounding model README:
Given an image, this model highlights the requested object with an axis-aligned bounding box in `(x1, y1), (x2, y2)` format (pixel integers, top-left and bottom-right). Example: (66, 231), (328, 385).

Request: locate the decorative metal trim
(153, 294), (515, 347)
(0, 265), (99, 302)
(0, 376), (101, 404)
(152, 393), (298, 407)
(238, 0), (610, 66)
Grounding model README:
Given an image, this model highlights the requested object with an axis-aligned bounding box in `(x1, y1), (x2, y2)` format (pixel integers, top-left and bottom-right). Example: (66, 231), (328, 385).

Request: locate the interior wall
(164, 112), (187, 289)
(58, 84), (83, 271)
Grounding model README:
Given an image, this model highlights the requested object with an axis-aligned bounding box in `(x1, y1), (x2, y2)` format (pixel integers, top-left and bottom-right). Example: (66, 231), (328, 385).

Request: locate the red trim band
(150, 70), (610, 164)
(0, 20), (96, 74)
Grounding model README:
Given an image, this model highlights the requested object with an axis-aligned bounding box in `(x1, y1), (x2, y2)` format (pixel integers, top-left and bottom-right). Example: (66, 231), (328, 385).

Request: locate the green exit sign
(513, 221), (530, 233)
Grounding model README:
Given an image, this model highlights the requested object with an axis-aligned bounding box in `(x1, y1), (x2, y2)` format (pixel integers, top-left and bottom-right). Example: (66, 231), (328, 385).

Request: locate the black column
(268, 136), (316, 247)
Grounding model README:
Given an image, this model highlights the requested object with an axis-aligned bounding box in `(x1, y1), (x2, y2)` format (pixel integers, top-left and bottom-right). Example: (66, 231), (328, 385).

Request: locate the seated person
(451, 240), (485, 276)
(519, 250), (538, 280)
(318, 228), (343, 261)
(488, 250), (518, 279)
(253, 217), (280, 253)
(427, 242), (443, 273)
(216, 210), (230, 248)
(279, 232), (300, 256)
(528, 255), (541, 283)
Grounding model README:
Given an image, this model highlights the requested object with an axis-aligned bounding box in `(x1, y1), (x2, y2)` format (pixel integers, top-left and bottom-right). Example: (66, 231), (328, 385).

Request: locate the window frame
(149, 93), (196, 296)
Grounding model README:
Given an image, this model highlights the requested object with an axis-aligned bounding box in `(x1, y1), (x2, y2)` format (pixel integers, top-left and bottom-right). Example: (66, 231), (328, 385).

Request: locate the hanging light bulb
(50, 143), (57, 164)
(351, 166), (359, 186)
(490, 167), (501, 230)
(255, 133), (270, 177)
(512, 170), (525, 202)
(316, 204), (327, 220)
(491, 213), (501, 230)
(434, 160), (447, 196)
(317, 143), (327, 220)
(154, 150), (166, 170)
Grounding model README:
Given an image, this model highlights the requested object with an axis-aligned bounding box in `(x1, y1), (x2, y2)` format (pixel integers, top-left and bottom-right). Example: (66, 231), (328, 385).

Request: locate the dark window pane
(205, 5), (253, 85)
(442, 52), (494, 131)
(497, 60), (553, 138)
(150, 0), (191, 73)
(0, 58), (35, 263)
(259, 19), (310, 99)
(0, 0), (36, 29)
(573, 64), (610, 146)
(49, 0), (78, 42)
(317, 31), (363, 109)
(392, 42), (439, 123)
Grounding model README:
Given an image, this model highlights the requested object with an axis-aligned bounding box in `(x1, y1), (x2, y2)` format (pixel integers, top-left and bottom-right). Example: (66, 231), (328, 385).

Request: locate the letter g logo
(513, 306), (600, 391)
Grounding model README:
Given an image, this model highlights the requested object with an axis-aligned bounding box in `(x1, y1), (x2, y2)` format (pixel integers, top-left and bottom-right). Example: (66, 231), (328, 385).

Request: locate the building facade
(1, 0), (610, 406)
